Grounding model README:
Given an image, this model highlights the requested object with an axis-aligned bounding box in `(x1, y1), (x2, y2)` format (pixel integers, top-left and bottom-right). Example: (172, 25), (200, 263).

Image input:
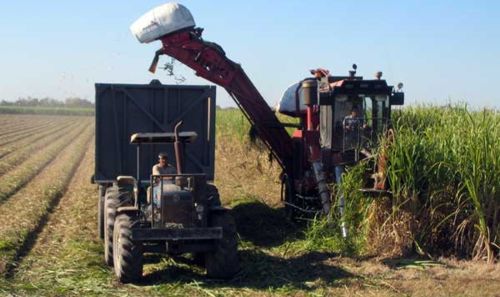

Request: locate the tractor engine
(159, 186), (196, 228)
(151, 177), (206, 229)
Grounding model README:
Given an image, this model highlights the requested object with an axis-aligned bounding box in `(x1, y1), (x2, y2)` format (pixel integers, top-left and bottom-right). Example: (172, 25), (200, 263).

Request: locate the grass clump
(301, 163), (370, 256)
(378, 105), (499, 261)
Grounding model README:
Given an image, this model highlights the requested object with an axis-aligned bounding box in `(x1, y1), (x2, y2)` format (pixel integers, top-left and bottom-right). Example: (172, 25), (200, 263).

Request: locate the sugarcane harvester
(131, 3), (404, 228)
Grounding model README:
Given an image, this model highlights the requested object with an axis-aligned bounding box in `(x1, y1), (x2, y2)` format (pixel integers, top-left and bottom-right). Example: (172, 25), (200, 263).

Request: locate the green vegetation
(384, 106), (499, 261)
(0, 97), (94, 116)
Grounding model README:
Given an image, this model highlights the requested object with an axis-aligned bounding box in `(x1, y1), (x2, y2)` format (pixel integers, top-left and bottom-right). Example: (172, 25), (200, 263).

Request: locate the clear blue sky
(0, 1), (499, 108)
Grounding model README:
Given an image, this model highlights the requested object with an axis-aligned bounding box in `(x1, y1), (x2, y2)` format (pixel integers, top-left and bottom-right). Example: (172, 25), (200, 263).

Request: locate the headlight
(336, 95), (348, 102)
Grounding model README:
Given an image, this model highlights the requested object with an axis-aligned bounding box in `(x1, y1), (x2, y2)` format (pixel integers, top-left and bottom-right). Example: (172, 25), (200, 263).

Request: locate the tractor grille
(160, 190), (196, 228)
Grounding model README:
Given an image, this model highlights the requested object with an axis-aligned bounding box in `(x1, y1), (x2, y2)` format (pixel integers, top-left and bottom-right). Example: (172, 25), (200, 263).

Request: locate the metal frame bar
(131, 227), (222, 241)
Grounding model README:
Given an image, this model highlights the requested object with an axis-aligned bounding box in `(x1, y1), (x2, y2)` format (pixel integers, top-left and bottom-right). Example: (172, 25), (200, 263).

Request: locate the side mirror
(390, 92), (404, 106)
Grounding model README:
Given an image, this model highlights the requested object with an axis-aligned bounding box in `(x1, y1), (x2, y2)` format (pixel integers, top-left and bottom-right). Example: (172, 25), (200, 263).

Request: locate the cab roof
(130, 132), (198, 144)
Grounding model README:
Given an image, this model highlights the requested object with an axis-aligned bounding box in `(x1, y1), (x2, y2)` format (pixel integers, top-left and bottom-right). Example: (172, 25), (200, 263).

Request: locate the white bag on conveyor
(277, 82), (306, 117)
(131, 3), (195, 44)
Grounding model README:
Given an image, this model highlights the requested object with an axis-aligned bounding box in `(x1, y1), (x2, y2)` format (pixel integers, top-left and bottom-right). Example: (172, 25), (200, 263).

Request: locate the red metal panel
(159, 30), (294, 173)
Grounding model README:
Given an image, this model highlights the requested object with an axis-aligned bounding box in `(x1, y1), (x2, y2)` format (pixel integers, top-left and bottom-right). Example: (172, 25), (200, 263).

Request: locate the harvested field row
(0, 120), (82, 175)
(0, 116), (58, 137)
(0, 116), (57, 138)
(0, 120), (76, 159)
(10, 144), (129, 296)
(0, 118), (73, 148)
(0, 106), (95, 116)
(0, 114), (64, 123)
(0, 120), (90, 204)
(0, 123), (93, 277)
(0, 114), (48, 129)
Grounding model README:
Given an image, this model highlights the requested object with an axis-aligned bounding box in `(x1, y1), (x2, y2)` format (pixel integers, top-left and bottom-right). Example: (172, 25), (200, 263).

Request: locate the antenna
(349, 64), (357, 78)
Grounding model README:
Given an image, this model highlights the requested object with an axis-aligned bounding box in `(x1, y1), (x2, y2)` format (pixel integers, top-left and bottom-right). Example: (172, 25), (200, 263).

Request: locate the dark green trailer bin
(94, 80), (216, 185)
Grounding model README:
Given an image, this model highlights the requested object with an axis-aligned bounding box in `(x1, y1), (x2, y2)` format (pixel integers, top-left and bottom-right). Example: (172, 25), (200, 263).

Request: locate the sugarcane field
(0, 2), (499, 297)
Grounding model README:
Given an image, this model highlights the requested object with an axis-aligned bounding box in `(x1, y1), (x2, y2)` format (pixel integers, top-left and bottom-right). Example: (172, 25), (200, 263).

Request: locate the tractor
(130, 1), (405, 233)
(93, 82), (238, 282)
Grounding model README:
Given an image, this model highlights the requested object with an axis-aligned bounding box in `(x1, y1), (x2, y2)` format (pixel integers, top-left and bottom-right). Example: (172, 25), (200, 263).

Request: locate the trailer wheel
(206, 183), (222, 207)
(113, 213), (143, 283)
(205, 212), (239, 278)
(192, 253), (205, 267)
(97, 185), (106, 240)
(104, 185), (133, 266)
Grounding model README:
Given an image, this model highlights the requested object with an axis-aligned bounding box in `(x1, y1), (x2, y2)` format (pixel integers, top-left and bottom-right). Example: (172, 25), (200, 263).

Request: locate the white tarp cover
(277, 82), (306, 116)
(131, 3), (195, 44)
(277, 77), (329, 116)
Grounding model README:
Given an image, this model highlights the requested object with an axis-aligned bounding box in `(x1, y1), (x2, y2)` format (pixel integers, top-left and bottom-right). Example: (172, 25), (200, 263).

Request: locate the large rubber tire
(97, 185), (106, 240)
(205, 212), (239, 278)
(104, 185), (133, 266)
(113, 213), (143, 283)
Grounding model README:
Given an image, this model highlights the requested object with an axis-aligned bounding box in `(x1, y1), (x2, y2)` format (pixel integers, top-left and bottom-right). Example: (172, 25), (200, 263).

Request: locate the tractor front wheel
(205, 212), (239, 278)
(104, 185), (133, 266)
(113, 213), (143, 283)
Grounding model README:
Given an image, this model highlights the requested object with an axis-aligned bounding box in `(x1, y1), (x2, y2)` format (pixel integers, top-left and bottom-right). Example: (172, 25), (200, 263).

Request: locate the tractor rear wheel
(104, 185), (133, 266)
(205, 212), (239, 278)
(113, 213), (143, 283)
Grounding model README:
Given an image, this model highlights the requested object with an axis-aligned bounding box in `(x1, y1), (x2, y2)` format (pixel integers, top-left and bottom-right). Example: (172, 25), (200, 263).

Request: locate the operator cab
(320, 76), (397, 155)
(277, 65), (404, 220)
(318, 65), (404, 163)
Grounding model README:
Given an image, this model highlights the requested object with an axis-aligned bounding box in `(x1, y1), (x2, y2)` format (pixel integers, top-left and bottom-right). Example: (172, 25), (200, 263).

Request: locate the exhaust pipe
(173, 121), (184, 174)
